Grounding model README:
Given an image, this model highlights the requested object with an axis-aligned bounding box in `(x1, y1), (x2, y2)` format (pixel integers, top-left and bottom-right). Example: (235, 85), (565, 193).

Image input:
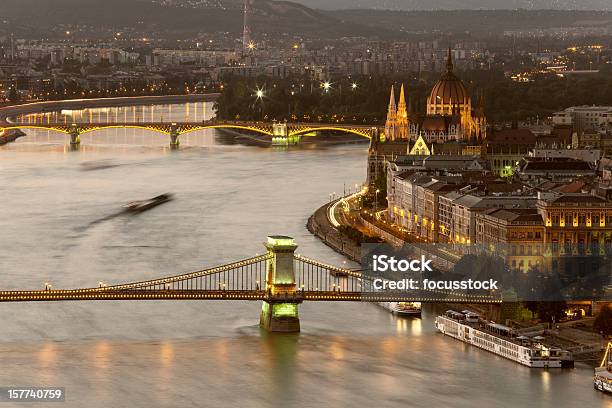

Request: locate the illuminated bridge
(0, 119), (380, 147)
(0, 236), (500, 332)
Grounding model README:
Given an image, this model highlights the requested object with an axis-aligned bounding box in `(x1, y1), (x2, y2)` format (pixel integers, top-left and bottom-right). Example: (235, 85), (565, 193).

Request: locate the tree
(594, 305), (612, 337)
(7, 86), (19, 102)
(536, 301), (567, 323)
(523, 301), (539, 318)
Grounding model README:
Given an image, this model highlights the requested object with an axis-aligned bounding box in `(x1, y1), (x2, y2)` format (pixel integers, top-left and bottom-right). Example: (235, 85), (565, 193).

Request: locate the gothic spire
(397, 83), (409, 139)
(388, 85), (396, 110)
(446, 47), (454, 74)
(385, 85), (398, 141)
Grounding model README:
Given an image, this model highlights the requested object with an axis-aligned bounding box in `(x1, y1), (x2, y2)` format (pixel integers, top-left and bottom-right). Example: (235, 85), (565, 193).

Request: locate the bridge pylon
(271, 123), (299, 146)
(169, 123), (180, 149)
(260, 235), (301, 332)
(69, 124), (80, 147)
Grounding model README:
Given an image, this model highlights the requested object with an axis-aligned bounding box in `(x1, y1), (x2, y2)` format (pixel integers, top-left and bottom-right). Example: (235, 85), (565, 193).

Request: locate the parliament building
(384, 48), (487, 147)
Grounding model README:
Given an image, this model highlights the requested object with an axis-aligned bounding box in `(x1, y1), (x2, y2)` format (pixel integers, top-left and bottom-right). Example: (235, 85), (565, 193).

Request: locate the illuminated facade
(384, 48), (486, 143)
(536, 192), (612, 246)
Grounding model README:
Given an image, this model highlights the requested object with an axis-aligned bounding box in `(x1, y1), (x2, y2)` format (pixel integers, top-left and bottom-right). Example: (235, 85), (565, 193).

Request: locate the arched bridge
(0, 236), (500, 332)
(0, 120), (380, 147)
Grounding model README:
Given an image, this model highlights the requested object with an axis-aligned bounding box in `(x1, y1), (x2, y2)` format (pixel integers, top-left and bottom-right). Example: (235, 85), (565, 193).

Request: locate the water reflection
(16, 102), (212, 125)
(38, 343), (58, 367)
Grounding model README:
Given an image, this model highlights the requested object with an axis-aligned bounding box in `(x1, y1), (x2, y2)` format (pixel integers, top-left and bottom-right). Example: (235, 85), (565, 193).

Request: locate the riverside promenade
(307, 200), (362, 262)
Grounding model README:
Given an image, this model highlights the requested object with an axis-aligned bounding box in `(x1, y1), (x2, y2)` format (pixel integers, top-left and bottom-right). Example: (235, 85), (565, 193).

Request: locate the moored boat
(594, 342), (612, 394)
(435, 310), (574, 368)
(378, 301), (422, 316)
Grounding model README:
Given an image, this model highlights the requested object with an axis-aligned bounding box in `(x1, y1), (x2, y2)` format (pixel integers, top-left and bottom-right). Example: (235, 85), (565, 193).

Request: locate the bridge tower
(271, 123), (288, 145)
(69, 124), (80, 147)
(260, 235), (301, 332)
(169, 123), (180, 149)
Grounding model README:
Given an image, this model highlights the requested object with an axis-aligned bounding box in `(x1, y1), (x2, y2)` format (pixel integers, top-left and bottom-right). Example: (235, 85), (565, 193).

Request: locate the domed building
(427, 49), (470, 116)
(384, 48), (486, 144)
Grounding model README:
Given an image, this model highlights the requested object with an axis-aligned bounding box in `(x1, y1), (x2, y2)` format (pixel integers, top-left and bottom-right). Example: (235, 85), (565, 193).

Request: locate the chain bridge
(0, 236), (500, 332)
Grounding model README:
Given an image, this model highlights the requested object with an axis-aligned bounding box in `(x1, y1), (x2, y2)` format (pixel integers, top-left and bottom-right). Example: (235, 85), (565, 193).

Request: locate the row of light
(4, 124), (278, 137)
(0, 291), (501, 304)
(253, 81), (357, 97)
(0, 292), (268, 301)
(301, 293), (501, 303)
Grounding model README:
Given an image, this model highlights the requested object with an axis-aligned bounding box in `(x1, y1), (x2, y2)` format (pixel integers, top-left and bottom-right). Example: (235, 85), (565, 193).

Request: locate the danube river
(0, 103), (609, 408)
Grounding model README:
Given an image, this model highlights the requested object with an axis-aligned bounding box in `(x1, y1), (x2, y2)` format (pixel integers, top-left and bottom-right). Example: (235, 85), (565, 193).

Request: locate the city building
(529, 147), (601, 165)
(553, 106), (612, 132)
(536, 192), (612, 246)
(515, 157), (597, 184)
(474, 208), (545, 271)
(440, 193), (536, 246)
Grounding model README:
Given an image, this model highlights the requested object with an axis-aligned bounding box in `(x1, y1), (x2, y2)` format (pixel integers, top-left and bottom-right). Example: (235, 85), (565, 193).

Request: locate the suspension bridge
(0, 236), (500, 332)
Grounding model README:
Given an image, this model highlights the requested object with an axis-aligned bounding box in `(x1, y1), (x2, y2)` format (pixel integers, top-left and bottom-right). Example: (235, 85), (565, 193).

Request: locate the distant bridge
(0, 120), (380, 147)
(0, 236), (500, 332)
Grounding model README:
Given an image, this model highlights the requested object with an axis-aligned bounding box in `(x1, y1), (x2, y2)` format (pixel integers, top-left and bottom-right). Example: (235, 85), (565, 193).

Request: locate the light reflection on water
(0, 104), (609, 408)
(15, 102), (211, 125)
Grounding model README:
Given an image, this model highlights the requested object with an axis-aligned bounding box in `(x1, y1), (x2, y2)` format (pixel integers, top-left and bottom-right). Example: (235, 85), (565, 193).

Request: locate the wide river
(0, 103), (609, 408)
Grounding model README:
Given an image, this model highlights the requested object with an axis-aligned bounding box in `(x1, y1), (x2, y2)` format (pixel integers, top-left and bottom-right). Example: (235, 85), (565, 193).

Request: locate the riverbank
(307, 196), (608, 365)
(307, 200), (361, 262)
(0, 94), (219, 123)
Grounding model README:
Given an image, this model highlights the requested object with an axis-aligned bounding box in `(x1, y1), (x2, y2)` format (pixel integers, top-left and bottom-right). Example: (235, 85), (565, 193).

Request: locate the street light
(322, 81), (331, 93)
(254, 87), (265, 121)
(351, 82), (358, 90)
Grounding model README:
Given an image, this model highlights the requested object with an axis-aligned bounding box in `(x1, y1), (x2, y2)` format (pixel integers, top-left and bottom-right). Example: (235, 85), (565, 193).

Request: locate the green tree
(536, 301), (567, 323)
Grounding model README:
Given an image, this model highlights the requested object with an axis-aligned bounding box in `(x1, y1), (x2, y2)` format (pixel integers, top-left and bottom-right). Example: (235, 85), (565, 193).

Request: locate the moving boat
(123, 193), (173, 213)
(378, 301), (422, 316)
(594, 342), (612, 394)
(435, 310), (574, 368)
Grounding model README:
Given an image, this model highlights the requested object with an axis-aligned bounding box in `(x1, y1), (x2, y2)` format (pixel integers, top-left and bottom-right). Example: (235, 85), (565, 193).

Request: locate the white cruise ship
(594, 342), (612, 394)
(378, 301), (421, 316)
(435, 310), (574, 368)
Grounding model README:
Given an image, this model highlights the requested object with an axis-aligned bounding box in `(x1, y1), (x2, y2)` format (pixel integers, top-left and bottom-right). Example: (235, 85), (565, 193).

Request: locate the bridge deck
(0, 289), (501, 303)
(0, 121), (378, 138)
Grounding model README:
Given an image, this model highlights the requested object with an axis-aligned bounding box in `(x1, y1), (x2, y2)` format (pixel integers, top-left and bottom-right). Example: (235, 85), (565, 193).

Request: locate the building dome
(427, 48), (470, 114)
(428, 73), (469, 106)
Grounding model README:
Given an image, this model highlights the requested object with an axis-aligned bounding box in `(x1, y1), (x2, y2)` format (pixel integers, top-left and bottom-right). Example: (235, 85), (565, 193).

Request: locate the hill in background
(1, 0), (610, 39)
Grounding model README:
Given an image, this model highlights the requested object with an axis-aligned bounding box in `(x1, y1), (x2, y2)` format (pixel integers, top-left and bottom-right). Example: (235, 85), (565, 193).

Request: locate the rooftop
(482, 208), (543, 225)
(520, 157), (594, 172)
